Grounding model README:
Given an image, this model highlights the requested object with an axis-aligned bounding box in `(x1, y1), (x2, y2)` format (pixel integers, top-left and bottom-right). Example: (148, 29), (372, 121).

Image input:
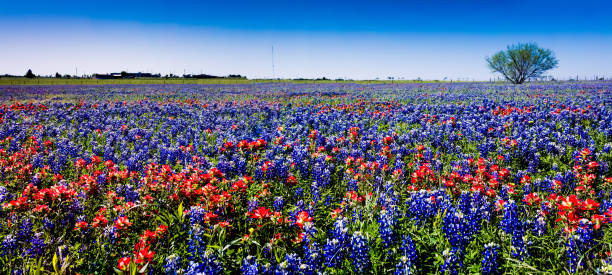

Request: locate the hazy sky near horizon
(1, 0), (611, 80)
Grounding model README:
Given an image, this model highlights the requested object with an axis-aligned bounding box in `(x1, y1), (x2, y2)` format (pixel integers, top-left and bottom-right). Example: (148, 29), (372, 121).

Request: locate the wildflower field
(1, 82), (611, 274)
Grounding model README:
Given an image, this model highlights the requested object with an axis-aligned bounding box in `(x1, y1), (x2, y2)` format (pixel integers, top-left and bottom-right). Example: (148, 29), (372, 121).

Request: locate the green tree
(25, 69), (35, 78)
(486, 43), (558, 84)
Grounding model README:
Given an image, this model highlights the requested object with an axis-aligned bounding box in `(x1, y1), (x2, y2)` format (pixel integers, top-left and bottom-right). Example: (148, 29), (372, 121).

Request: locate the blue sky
(1, 0), (611, 80)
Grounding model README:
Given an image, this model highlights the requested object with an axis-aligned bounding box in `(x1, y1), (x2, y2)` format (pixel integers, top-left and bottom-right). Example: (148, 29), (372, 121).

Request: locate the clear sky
(1, 0), (611, 80)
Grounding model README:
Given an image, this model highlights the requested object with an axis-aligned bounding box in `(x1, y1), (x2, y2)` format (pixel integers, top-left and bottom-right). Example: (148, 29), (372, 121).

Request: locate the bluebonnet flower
(303, 222), (317, 245)
(564, 221), (598, 273)
(310, 181), (321, 204)
(330, 217), (349, 243)
(187, 228), (205, 261)
(295, 188), (304, 200)
(116, 184), (139, 202)
(347, 179), (358, 191)
(42, 218), (55, 232)
(164, 254), (181, 274)
(273, 259), (292, 275)
(575, 221), (596, 252)
(186, 251), (223, 275)
(273, 196), (284, 212)
(566, 236), (580, 273)
(395, 255), (414, 275)
(1, 234), (18, 257)
(261, 243), (273, 262)
(282, 253), (303, 273)
(304, 242), (322, 273)
(320, 194), (331, 207)
(532, 212), (546, 236)
(405, 189), (450, 226)
(247, 199), (258, 213)
(440, 248), (462, 275)
(189, 205), (207, 225)
(241, 256), (260, 275)
(510, 220), (528, 261)
(349, 231), (370, 273)
(481, 243), (500, 275)
(442, 199), (485, 253)
(603, 143), (612, 154)
(260, 262), (274, 274)
(183, 227), (223, 274)
(26, 233), (46, 258)
(395, 235), (417, 275)
(500, 200), (520, 235)
(323, 218), (350, 268)
(0, 186), (9, 203)
(378, 208), (397, 248)
(16, 219), (33, 243)
(103, 224), (118, 244)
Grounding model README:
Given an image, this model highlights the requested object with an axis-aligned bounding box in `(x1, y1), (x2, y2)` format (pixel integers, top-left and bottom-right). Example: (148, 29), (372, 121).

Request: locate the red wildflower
(232, 179), (248, 192)
(580, 148), (591, 158)
(117, 257), (131, 271)
(330, 208), (342, 219)
(115, 216), (133, 230)
(74, 221), (88, 231)
(308, 130), (318, 139)
(495, 200), (505, 212)
(587, 161), (599, 170)
(592, 214), (605, 230)
(156, 225), (168, 237)
(295, 211), (313, 229)
(582, 198), (600, 211)
(520, 175), (531, 185)
(249, 207), (272, 220)
(75, 158), (86, 169)
(134, 246), (155, 264)
(558, 195), (580, 211)
(523, 192), (541, 206)
(91, 215), (108, 228)
(33, 204), (50, 213)
(286, 175), (298, 185)
(498, 168), (510, 179)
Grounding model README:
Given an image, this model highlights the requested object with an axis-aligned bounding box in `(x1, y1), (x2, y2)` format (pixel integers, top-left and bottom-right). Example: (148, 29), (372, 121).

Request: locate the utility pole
(271, 45), (275, 80)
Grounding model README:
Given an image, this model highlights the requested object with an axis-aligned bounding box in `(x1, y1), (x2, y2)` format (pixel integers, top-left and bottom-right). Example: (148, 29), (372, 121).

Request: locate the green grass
(0, 77), (457, 86)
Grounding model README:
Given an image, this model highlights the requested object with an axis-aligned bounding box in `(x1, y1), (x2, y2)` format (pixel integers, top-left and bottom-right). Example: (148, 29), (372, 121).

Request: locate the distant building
(93, 72), (161, 79)
(126, 72), (160, 78)
(93, 74), (120, 79)
(182, 74), (246, 79)
(182, 74), (222, 79)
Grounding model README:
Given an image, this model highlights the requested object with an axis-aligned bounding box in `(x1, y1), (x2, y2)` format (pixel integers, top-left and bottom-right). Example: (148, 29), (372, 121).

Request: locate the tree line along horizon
(12, 43), (562, 84)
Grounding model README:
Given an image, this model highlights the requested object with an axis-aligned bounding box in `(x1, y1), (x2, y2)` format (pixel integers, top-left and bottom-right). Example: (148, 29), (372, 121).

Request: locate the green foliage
(25, 69), (35, 79)
(486, 43), (558, 84)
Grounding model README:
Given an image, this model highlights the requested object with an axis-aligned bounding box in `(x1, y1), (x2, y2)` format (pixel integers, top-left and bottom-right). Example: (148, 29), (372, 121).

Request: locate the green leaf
(177, 202), (184, 223)
(138, 263), (149, 274)
(52, 253), (59, 274)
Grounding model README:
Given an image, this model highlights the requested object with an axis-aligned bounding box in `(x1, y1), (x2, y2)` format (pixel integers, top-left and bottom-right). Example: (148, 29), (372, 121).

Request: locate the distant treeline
(2, 70), (248, 80)
(93, 72), (246, 79)
(182, 74), (246, 79)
